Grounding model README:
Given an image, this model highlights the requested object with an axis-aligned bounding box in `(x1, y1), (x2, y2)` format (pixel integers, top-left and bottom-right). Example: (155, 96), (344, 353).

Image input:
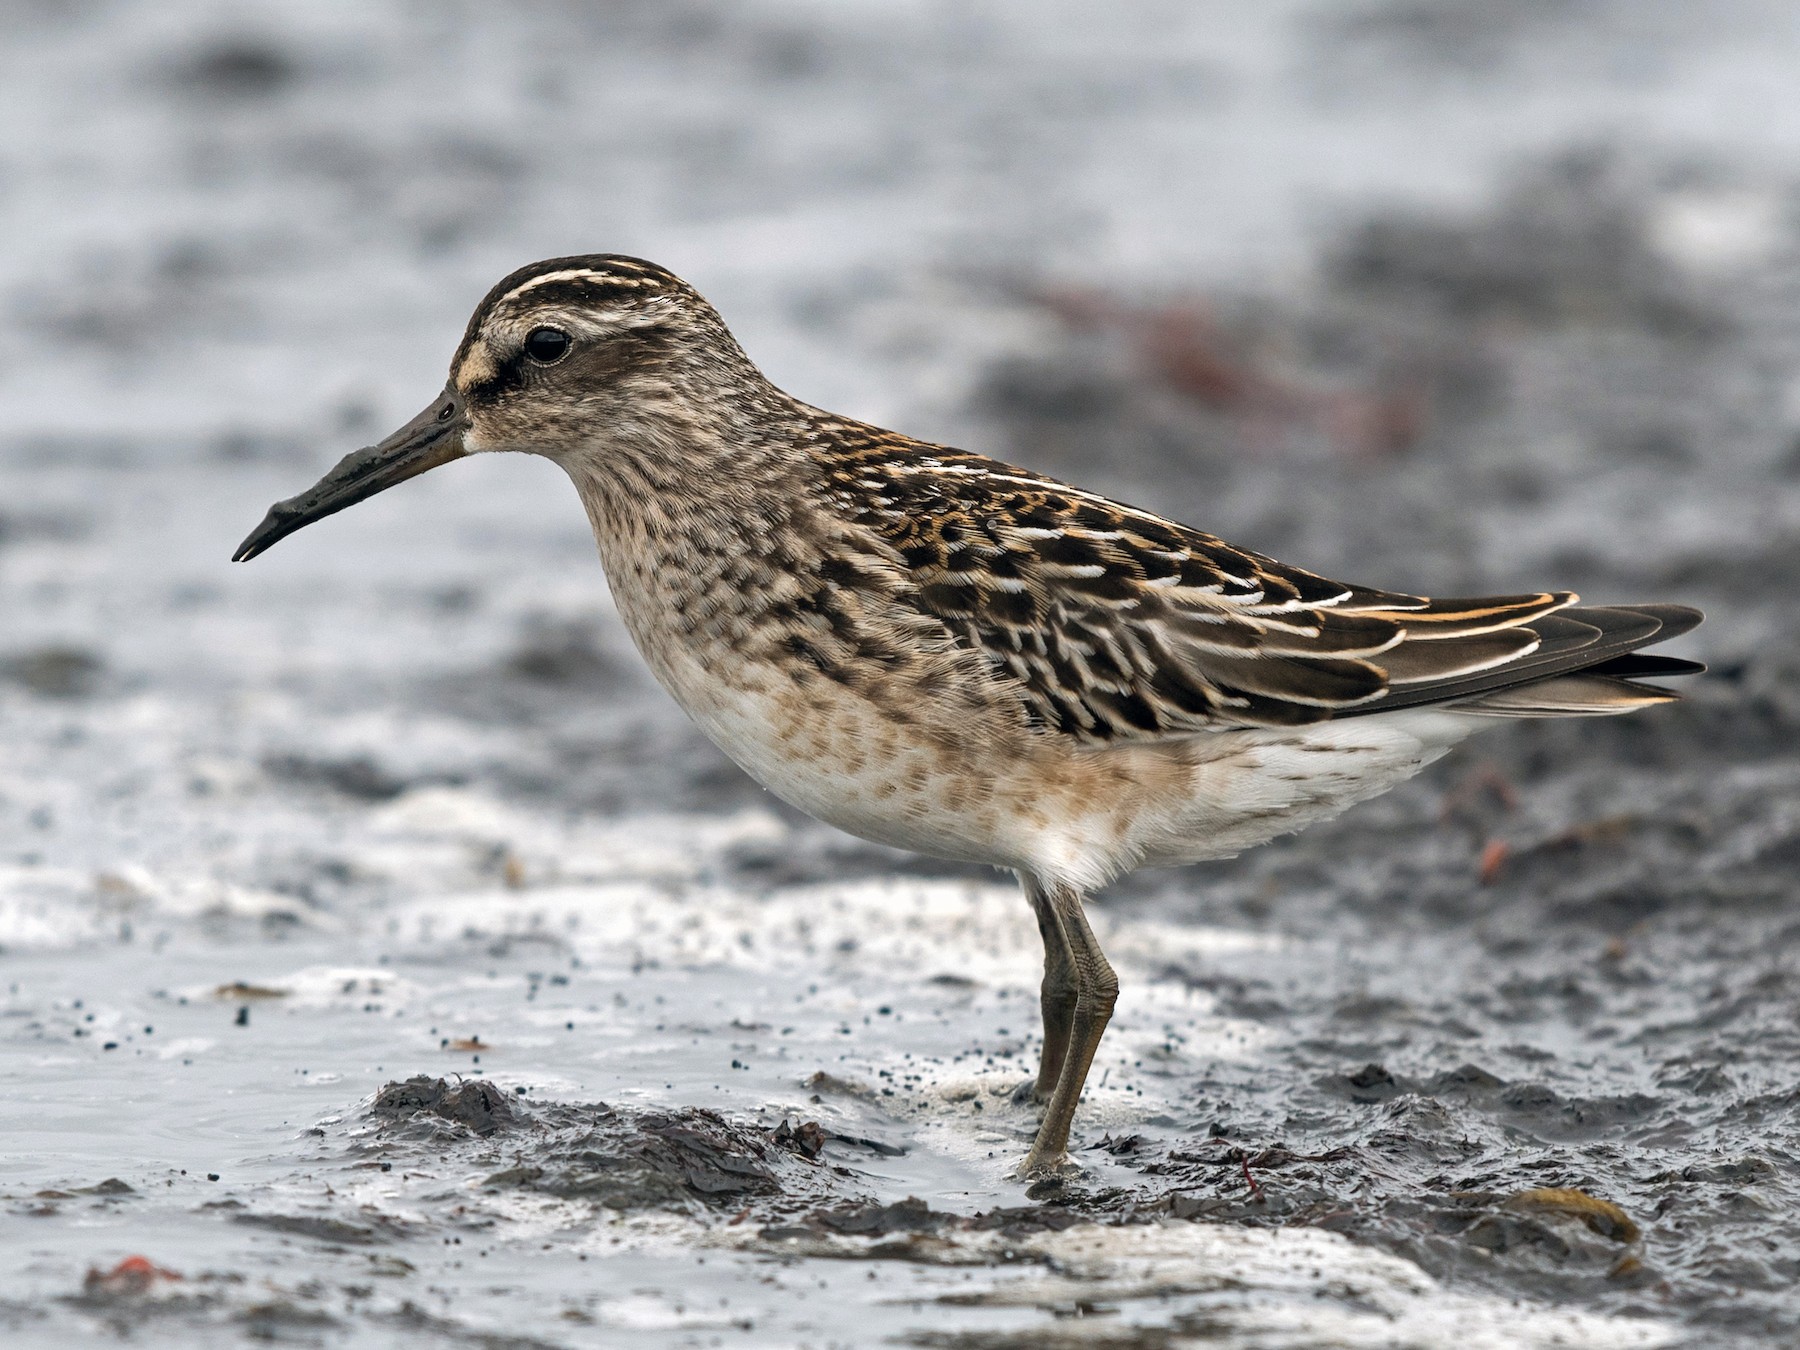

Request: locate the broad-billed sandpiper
(235, 256), (1703, 1176)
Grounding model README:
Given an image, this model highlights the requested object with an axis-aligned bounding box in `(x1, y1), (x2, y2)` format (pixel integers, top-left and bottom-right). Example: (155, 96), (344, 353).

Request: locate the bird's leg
(1020, 881), (1118, 1177)
(1014, 877), (1078, 1106)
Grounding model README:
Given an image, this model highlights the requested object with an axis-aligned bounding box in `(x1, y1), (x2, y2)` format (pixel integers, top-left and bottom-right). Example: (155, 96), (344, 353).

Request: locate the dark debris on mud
(352, 1079), (1138, 1266)
(1, 646), (106, 699)
(759, 1193), (1091, 1257)
(363, 1076), (865, 1215)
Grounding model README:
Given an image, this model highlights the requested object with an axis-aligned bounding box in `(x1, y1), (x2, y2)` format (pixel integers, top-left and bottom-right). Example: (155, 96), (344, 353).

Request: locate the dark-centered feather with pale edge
(811, 421), (1701, 742)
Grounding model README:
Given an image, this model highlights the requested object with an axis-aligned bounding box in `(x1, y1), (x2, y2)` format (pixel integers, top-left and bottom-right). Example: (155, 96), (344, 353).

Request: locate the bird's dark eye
(523, 327), (571, 364)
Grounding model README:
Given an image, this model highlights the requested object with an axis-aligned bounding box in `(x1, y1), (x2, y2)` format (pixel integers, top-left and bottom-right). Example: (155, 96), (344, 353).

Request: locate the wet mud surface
(3, 2), (1799, 1346)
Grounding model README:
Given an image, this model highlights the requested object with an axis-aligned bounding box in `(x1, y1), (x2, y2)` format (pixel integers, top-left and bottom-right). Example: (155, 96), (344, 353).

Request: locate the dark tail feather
(1339, 602), (1703, 720)
(1453, 672), (1682, 717)
(1585, 652), (1707, 680)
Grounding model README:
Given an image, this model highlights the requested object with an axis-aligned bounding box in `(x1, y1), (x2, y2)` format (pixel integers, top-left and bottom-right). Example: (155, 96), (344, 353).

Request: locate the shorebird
(235, 255), (1702, 1176)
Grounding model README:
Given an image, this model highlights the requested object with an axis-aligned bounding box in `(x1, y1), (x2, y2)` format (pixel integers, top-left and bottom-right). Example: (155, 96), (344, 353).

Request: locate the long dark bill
(232, 388), (469, 562)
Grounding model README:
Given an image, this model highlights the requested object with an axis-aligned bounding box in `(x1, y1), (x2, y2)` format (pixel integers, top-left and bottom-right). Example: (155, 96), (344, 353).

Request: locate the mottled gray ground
(2, 2), (1797, 1346)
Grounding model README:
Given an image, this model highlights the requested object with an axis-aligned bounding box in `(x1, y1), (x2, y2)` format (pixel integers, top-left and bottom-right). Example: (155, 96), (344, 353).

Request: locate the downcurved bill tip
(232, 389), (469, 562)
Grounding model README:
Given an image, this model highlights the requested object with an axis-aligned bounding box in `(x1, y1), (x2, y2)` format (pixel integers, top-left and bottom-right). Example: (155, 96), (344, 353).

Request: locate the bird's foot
(1010, 1078), (1050, 1108)
(1014, 1147), (1082, 1182)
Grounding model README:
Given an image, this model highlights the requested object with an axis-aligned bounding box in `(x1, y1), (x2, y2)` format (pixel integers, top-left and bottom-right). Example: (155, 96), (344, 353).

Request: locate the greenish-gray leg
(1020, 881), (1118, 1176)
(1024, 877), (1078, 1104)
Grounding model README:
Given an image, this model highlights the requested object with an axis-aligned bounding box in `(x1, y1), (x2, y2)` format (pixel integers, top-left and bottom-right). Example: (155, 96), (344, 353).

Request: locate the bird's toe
(1010, 1078), (1049, 1108)
(1015, 1147), (1083, 1182)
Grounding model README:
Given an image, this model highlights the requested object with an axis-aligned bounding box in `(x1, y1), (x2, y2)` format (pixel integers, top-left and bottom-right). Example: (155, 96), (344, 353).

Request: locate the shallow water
(3, 2), (1798, 1346)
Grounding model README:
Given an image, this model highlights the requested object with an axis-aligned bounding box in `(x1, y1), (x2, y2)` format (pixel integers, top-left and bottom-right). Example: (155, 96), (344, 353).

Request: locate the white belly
(605, 549), (1480, 888)
(1128, 710), (1481, 870)
(676, 669), (1032, 866)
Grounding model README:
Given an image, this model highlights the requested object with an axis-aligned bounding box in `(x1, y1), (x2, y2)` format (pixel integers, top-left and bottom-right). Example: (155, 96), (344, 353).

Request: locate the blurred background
(4, 3), (1800, 1345)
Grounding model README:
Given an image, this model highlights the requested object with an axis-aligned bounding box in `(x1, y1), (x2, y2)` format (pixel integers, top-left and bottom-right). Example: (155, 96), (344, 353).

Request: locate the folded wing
(838, 443), (1703, 741)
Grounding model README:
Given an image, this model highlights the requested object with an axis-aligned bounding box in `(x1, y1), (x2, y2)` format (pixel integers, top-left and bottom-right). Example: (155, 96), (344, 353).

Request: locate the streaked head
(233, 255), (760, 562)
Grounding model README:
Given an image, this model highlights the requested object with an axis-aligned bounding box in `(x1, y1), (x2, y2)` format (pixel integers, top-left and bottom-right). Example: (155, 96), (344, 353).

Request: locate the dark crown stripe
(452, 253), (687, 374)
(498, 277), (671, 313)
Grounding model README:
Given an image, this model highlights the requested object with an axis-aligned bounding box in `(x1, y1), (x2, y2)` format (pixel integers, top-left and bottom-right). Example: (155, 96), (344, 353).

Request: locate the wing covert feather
(815, 425), (1698, 740)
